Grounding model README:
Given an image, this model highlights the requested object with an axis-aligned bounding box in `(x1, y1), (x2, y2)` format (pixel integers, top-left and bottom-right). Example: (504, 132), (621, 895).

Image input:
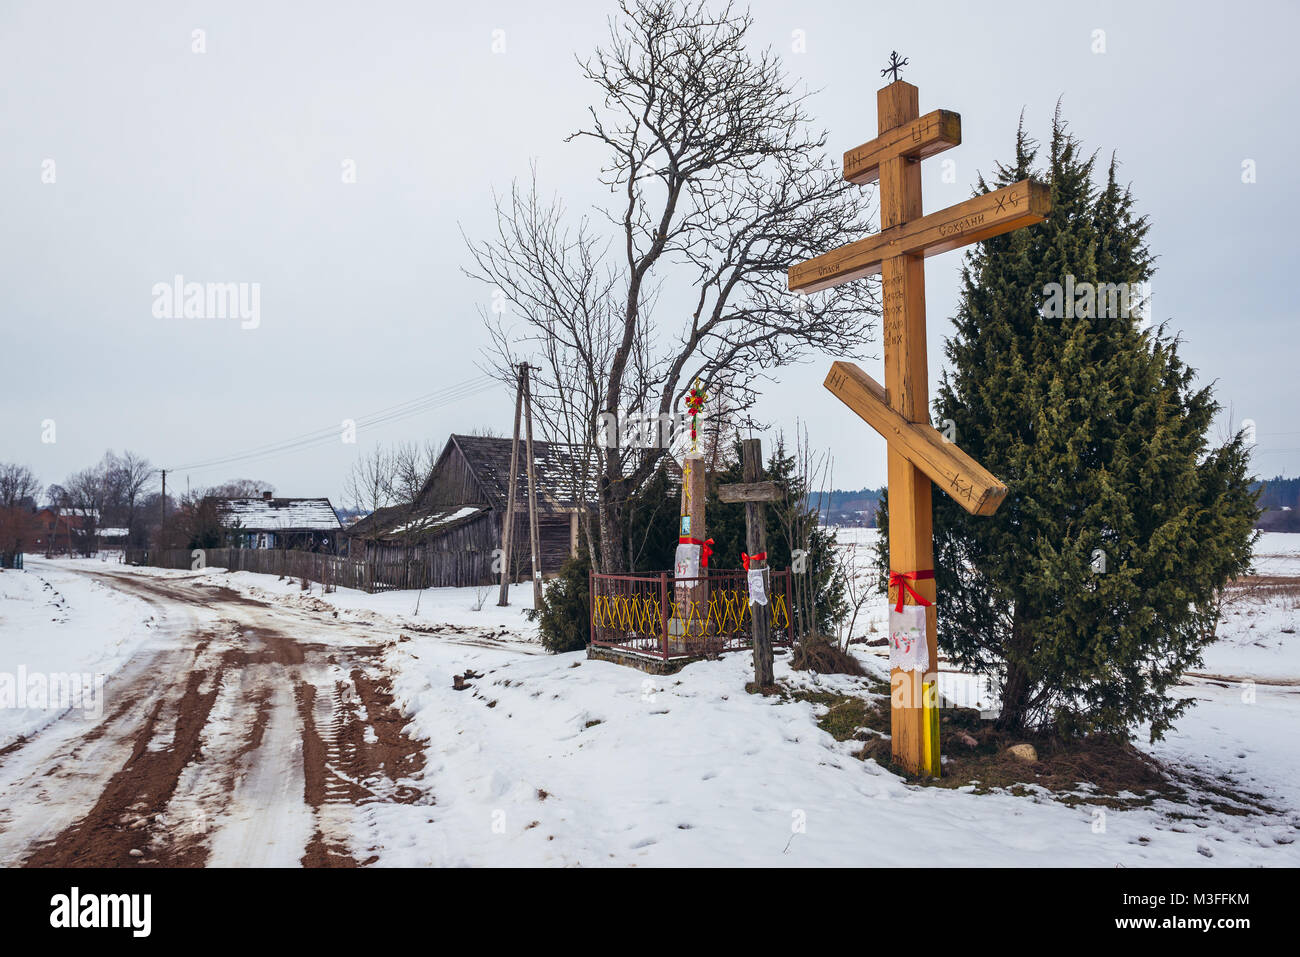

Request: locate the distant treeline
(813, 477), (1298, 531)
(1256, 476), (1300, 531)
(1255, 476), (1300, 511)
(815, 487), (886, 526)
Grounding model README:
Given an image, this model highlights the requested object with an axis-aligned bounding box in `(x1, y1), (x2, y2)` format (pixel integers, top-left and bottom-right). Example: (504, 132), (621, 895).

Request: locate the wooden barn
(343, 434), (595, 587)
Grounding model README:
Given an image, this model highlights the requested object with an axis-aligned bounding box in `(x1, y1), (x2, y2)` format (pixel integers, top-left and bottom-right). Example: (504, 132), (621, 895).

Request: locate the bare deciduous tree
(466, 0), (878, 572)
(344, 446), (397, 516)
(390, 440), (439, 505)
(0, 463), (40, 509)
(103, 450), (155, 546)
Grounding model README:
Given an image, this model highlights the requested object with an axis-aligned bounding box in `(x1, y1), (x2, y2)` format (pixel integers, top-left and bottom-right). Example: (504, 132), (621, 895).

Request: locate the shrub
(529, 550), (592, 654)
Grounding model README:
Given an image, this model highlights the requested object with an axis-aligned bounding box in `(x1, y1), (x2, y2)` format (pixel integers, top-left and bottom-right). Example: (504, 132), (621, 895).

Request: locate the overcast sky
(3, 0), (1297, 506)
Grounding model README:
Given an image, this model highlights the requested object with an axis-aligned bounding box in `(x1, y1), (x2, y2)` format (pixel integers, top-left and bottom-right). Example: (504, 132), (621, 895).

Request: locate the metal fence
(589, 569), (795, 661)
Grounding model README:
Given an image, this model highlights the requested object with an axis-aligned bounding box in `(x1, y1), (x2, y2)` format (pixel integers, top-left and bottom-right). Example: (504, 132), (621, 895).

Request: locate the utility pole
(522, 364), (544, 609)
(497, 365), (525, 606)
(160, 469), (167, 551)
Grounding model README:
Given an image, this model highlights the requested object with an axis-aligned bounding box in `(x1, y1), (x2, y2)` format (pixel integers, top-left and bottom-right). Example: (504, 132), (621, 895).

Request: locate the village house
(343, 434), (601, 587)
(31, 507), (96, 556)
(207, 491), (343, 552)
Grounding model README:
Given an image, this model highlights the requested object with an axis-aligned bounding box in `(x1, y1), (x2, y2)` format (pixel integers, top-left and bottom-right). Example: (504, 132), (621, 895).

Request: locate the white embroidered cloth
(889, 604), (929, 673)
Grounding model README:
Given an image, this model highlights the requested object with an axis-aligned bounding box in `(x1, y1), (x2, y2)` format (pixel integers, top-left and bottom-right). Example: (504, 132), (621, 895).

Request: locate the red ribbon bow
(679, 536), (714, 568)
(741, 551), (767, 571)
(889, 569), (935, 613)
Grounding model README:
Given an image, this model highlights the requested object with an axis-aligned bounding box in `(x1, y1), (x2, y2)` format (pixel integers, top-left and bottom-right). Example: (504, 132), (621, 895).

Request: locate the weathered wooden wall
(420, 446), (489, 508)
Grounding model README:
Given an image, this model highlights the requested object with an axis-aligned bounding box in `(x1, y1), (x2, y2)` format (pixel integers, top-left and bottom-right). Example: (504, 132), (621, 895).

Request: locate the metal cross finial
(881, 50), (909, 82)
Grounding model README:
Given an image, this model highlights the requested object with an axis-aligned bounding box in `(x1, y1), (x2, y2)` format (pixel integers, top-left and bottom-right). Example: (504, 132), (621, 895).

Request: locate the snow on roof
(387, 506), (481, 535)
(441, 434), (677, 513)
(345, 504), (487, 543)
(211, 497), (341, 531)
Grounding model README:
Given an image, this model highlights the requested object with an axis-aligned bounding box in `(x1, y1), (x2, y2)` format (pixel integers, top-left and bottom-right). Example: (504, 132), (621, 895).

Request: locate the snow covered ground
(376, 638), (1298, 866)
(1, 536), (1296, 867)
(92, 557), (541, 644)
(0, 557), (160, 748)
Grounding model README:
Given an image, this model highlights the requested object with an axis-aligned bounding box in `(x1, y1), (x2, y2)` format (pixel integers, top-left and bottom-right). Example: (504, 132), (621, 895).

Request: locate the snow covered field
(1, 536), (1296, 867)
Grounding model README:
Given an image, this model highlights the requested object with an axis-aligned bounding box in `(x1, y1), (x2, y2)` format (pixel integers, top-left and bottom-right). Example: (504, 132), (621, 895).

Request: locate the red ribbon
(741, 551), (766, 571)
(889, 569), (935, 613)
(679, 536), (714, 568)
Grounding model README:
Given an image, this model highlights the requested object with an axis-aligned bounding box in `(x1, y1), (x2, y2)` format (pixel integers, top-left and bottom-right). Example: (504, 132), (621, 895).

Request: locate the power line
(168, 374), (499, 475)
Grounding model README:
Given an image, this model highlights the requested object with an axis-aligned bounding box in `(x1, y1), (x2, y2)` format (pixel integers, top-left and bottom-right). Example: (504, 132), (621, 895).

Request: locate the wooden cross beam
(718, 439), (775, 687)
(843, 109), (960, 185)
(717, 481), (780, 504)
(790, 180), (1050, 293)
(824, 361), (1006, 516)
(788, 78), (1050, 777)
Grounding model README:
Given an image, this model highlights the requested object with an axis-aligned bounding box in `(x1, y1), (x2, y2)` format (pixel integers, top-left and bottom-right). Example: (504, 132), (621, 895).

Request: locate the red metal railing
(590, 569), (795, 661)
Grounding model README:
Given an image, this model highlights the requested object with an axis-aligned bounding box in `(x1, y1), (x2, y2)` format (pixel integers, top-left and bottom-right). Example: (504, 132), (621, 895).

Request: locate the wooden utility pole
(521, 364), (544, 609)
(789, 69), (1050, 776)
(160, 469), (167, 548)
(719, 438), (781, 687)
(496, 364), (525, 606)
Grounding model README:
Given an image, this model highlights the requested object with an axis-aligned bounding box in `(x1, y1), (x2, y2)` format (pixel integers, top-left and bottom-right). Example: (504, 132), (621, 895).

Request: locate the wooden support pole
(496, 364), (525, 606)
(522, 365), (544, 610)
(740, 439), (773, 687)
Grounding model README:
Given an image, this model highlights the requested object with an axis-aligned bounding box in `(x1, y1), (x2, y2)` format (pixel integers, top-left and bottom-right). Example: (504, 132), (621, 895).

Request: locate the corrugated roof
(210, 497), (341, 531)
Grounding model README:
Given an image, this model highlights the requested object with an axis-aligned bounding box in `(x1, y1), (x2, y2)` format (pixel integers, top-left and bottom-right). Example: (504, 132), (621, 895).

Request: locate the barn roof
(343, 503), (487, 543)
(425, 434), (605, 513)
(209, 497), (342, 532)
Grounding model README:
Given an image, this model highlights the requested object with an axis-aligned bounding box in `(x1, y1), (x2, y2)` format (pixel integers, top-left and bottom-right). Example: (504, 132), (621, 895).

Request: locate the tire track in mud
(23, 639), (227, 867)
(9, 569), (433, 868)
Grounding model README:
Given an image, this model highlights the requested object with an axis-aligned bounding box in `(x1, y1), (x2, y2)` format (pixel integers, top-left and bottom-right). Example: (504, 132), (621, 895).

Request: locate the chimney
(262, 490), (272, 501)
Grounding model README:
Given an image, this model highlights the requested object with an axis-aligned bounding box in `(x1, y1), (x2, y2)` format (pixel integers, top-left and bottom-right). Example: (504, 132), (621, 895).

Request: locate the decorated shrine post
(671, 381), (711, 647)
(788, 64), (1050, 775)
(718, 438), (781, 686)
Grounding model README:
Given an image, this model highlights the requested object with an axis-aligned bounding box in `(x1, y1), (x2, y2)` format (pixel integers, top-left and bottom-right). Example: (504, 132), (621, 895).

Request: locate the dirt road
(0, 568), (430, 867)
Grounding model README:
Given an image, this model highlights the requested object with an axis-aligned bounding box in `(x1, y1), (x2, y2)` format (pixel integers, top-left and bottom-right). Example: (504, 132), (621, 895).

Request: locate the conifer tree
(878, 108), (1258, 740)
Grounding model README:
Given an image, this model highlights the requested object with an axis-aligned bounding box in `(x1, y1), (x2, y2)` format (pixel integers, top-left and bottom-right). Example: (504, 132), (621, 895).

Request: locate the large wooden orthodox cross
(788, 75), (1050, 776)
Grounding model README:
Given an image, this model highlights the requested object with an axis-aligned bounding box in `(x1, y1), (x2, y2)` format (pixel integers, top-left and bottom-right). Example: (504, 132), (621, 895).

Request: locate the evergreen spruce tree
(878, 107), (1258, 741)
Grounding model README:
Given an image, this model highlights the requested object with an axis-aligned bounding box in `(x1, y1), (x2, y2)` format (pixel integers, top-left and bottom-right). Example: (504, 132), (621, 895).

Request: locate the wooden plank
(843, 109), (961, 185)
(824, 360), (1007, 517)
(788, 178), (1050, 293)
(716, 481), (780, 504)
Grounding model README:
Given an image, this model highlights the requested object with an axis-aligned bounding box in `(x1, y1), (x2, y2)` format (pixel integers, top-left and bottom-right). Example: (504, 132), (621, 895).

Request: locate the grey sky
(3, 0), (1296, 506)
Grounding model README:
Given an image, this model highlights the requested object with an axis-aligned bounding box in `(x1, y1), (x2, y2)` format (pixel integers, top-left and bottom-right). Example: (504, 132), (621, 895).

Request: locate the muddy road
(0, 569), (431, 867)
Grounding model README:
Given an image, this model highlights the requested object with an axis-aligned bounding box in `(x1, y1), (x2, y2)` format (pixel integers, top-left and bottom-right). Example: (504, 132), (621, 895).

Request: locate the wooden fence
(124, 546), (505, 594)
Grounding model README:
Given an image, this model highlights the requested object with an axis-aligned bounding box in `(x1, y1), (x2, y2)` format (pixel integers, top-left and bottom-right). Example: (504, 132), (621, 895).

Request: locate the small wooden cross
(718, 438), (780, 686)
(789, 77), (1050, 776)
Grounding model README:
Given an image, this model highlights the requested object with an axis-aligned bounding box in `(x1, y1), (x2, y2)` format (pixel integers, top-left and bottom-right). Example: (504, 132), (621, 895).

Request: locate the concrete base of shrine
(585, 644), (697, 675)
